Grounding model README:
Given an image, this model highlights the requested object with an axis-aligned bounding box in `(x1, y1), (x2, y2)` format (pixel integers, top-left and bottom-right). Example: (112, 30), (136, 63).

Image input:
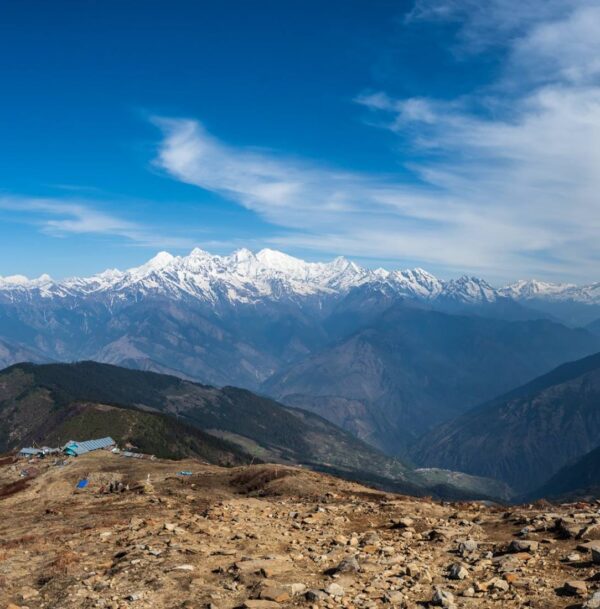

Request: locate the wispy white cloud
(509, 4), (600, 87)
(0, 196), (194, 249)
(153, 0), (600, 282)
(153, 118), (380, 229)
(405, 0), (587, 53)
(154, 114), (594, 282)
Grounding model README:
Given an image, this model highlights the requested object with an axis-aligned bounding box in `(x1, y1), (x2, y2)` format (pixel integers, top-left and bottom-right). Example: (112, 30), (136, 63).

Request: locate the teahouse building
(63, 437), (115, 457)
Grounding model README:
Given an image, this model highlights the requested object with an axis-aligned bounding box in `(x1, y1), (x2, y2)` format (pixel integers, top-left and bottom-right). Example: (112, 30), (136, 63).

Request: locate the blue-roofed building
(63, 437), (116, 457)
(18, 446), (61, 458)
(19, 447), (43, 458)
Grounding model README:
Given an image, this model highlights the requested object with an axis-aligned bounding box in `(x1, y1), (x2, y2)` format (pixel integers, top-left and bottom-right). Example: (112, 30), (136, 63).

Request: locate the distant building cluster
(18, 437), (116, 458)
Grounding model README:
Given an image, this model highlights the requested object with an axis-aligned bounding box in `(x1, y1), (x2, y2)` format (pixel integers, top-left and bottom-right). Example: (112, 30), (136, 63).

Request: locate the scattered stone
(258, 585), (290, 603)
(563, 580), (588, 596)
(509, 539), (539, 553)
(556, 519), (582, 539)
(457, 539), (477, 555)
(242, 601), (281, 609)
(580, 523), (600, 540)
(172, 564), (195, 571)
(393, 517), (415, 529)
(290, 583), (306, 596)
(431, 587), (456, 608)
(325, 582), (344, 597)
(447, 562), (469, 580)
(583, 591), (600, 609)
(4, 449), (600, 609)
(489, 577), (510, 592)
(578, 540), (600, 553)
(385, 591), (404, 603)
(19, 587), (40, 601)
(235, 558), (291, 578)
(328, 555), (359, 574)
(406, 562), (432, 582)
(305, 589), (327, 602)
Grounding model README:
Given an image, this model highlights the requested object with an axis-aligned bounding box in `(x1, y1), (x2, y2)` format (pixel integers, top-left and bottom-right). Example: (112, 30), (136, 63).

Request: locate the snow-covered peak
(1, 274), (32, 286)
(189, 247), (211, 258)
(131, 251), (175, 272)
(144, 251), (176, 270)
(442, 276), (497, 303)
(499, 279), (576, 300)
(388, 268), (444, 299)
(373, 267), (390, 279)
(330, 255), (352, 269)
(97, 268), (125, 281)
(255, 248), (297, 268)
(231, 248), (255, 262)
(0, 273), (53, 288)
(500, 279), (600, 305)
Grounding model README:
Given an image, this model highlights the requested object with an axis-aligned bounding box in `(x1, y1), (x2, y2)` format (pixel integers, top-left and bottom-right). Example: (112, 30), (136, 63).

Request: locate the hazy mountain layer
(266, 306), (600, 453)
(411, 352), (600, 494)
(588, 317), (600, 337)
(0, 337), (46, 369)
(531, 443), (600, 500)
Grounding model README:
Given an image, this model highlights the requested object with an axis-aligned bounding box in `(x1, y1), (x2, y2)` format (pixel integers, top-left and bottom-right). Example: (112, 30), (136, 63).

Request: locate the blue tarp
(76, 479), (88, 488)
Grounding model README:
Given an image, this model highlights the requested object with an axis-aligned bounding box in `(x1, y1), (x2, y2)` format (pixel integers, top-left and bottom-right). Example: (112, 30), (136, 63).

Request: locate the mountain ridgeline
(0, 361), (512, 500)
(411, 352), (600, 494)
(531, 443), (600, 500)
(266, 305), (599, 453)
(0, 361), (404, 480)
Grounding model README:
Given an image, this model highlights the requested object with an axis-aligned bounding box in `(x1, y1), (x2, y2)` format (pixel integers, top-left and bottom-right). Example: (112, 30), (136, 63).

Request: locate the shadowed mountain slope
(411, 352), (600, 494)
(265, 305), (600, 454)
(0, 362), (414, 488)
(0, 361), (512, 500)
(587, 317), (600, 337)
(531, 444), (600, 501)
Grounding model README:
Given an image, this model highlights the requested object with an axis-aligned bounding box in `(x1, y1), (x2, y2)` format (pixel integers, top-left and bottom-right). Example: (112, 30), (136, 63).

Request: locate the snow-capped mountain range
(2, 246), (595, 306)
(0, 247), (598, 453)
(0, 247), (449, 303)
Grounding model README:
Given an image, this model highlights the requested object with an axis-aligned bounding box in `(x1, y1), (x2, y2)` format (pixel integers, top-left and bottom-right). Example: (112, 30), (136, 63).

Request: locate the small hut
(18, 447), (43, 458)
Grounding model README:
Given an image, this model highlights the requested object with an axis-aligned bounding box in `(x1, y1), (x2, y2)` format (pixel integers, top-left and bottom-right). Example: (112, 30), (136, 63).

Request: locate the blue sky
(1, 0), (598, 283)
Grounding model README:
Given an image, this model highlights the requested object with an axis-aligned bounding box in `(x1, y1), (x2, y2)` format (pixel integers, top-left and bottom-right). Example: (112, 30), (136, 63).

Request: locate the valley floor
(0, 452), (599, 609)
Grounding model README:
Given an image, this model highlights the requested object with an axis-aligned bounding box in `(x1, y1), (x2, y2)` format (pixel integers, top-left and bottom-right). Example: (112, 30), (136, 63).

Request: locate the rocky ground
(1, 452), (600, 609)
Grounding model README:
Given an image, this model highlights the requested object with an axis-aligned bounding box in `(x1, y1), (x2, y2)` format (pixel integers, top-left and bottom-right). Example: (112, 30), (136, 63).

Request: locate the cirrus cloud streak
(0, 196), (194, 249)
